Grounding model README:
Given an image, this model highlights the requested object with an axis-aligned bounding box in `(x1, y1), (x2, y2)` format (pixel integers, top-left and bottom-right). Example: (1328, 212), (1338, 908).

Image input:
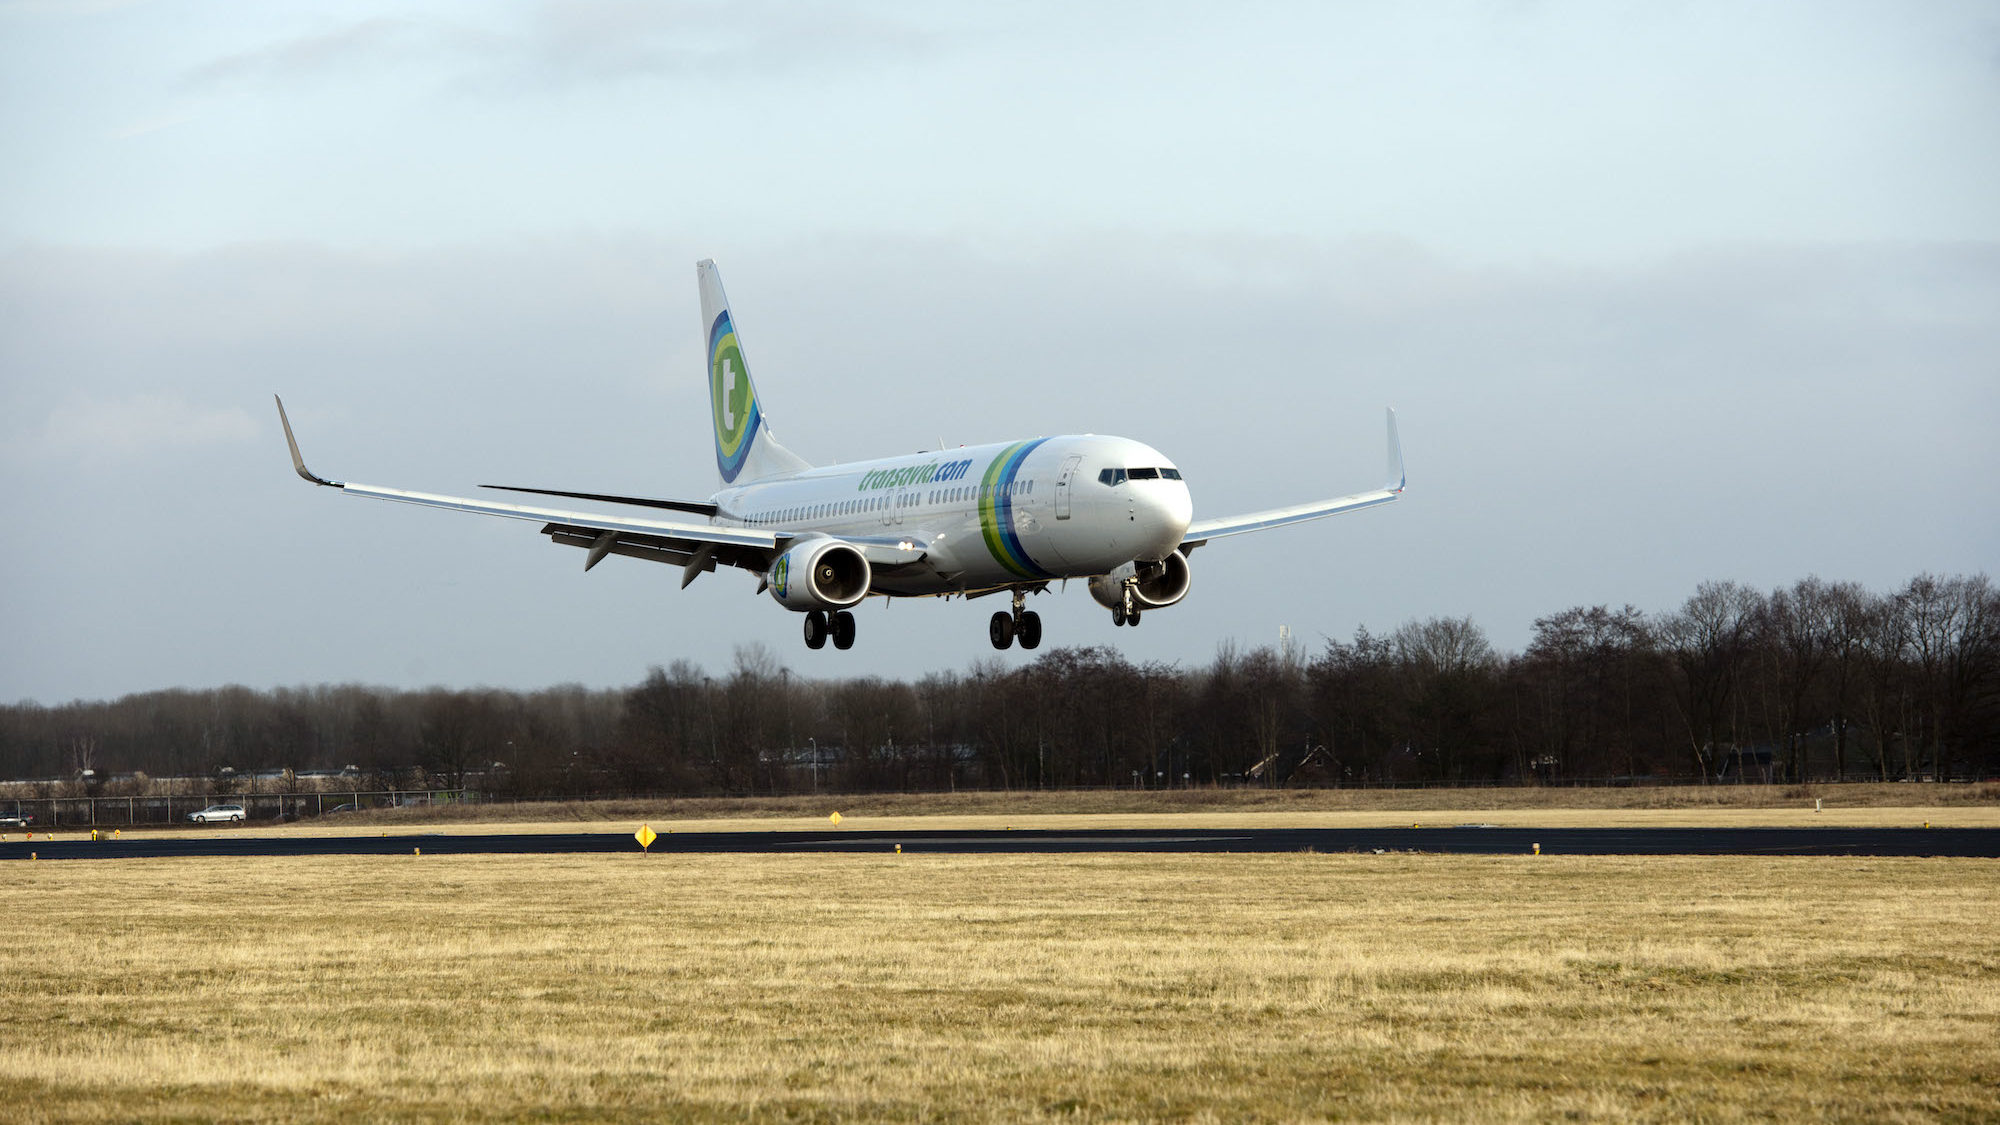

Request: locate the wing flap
(539, 523), (773, 575)
(544, 525), (705, 568)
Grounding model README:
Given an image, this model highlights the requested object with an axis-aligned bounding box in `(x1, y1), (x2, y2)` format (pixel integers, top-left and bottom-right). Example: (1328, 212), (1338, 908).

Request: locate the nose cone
(1135, 480), (1193, 558)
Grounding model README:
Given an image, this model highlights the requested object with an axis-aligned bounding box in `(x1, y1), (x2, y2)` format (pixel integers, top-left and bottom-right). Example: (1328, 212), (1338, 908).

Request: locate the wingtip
(274, 395), (342, 488)
(1384, 407), (1405, 493)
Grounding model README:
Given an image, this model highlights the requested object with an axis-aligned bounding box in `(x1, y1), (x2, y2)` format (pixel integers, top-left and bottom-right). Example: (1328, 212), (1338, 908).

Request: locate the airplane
(276, 259), (1404, 652)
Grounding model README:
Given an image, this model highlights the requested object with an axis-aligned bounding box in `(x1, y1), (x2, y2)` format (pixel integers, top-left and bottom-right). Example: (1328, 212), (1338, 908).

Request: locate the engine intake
(766, 539), (871, 611)
(1087, 551), (1193, 611)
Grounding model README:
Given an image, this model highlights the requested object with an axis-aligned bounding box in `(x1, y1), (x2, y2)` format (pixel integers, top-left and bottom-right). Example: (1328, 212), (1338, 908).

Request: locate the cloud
(0, 0), (142, 15)
(180, 18), (424, 89)
(23, 394), (258, 464)
(177, 3), (945, 94)
(504, 1), (944, 86)
(108, 110), (195, 140)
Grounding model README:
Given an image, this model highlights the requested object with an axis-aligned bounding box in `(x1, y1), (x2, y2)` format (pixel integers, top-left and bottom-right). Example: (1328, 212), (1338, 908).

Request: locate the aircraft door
(1054, 455), (1082, 520)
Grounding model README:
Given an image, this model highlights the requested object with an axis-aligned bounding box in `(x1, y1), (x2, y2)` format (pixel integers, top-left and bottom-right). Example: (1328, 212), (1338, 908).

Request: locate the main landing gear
(803, 609), (856, 651)
(989, 590), (1043, 651)
(1110, 579), (1142, 628)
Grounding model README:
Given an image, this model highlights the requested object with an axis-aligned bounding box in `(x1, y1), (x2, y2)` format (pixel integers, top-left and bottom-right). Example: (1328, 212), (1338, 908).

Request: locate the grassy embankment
(5, 852), (1997, 1122)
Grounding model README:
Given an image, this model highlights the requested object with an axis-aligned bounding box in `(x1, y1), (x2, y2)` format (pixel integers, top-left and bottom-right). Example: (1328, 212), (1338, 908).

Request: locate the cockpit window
(1102, 466), (1181, 484)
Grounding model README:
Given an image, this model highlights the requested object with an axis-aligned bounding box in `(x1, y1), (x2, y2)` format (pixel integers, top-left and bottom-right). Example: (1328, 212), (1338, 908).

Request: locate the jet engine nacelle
(766, 539), (871, 612)
(1087, 551), (1193, 611)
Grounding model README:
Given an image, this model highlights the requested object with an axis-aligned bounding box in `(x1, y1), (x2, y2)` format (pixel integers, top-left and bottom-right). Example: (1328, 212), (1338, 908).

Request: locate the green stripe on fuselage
(977, 441), (1040, 579)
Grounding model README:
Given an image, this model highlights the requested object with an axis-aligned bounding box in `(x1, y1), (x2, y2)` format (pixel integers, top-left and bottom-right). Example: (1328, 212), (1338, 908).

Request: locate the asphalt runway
(6, 826), (1998, 860)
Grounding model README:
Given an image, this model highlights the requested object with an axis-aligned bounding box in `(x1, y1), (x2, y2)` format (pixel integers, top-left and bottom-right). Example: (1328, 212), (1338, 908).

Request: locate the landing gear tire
(831, 610), (856, 651)
(1127, 609), (1141, 627)
(1111, 604), (1126, 627)
(989, 610), (1015, 650)
(1017, 610), (1043, 650)
(803, 610), (828, 650)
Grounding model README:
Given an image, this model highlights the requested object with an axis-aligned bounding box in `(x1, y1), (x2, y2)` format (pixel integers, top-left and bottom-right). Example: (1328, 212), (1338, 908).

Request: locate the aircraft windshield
(1098, 466), (1182, 485)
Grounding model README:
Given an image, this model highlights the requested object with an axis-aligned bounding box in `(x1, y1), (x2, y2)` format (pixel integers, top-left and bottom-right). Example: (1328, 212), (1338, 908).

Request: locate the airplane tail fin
(697, 260), (810, 486)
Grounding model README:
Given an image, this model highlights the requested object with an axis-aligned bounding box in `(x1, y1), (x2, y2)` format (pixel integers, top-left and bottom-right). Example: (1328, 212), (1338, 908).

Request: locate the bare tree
(1855, 590), (1910, 779)
(1518, 604), (1653, 781)
(1821, 581), (1872, 778)
(1902, 574), (1962, 780)
(1656, 581), (1765, 781)
(1392, 616), (1500, 781)
(1761, 577), (1836, 781)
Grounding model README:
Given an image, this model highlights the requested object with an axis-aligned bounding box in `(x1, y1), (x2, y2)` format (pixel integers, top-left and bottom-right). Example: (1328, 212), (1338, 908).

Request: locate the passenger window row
(748, 496), (889, 525)
(745, 479), (1039, 525)
(926, 481), (1033, 505)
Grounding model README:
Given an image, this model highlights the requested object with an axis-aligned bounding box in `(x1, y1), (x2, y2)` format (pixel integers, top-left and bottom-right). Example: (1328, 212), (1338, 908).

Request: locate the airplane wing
(275, 396), (780, 586)
(1181, 408), (1405, 549)
(477, 483), (719, 517)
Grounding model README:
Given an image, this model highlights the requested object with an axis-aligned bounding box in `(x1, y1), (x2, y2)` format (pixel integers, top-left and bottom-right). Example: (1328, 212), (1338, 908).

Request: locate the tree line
(3, 573), (1994, 796)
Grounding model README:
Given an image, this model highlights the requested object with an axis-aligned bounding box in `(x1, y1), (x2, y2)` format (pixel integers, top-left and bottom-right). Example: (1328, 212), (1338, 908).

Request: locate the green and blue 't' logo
(709, 311), (761, 482)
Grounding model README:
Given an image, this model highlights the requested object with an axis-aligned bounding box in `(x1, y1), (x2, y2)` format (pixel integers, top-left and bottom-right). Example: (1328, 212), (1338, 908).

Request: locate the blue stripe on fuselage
(995, 437), (1052, 579)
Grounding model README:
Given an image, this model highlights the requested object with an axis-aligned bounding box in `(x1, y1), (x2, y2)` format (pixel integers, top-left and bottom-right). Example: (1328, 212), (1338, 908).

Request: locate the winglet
(273, 395), (343, 488)
(1385, 407), (1405, 493)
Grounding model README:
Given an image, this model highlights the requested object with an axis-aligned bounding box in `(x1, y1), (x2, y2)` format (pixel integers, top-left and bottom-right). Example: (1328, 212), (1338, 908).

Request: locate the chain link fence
(0, 790), (474, 829)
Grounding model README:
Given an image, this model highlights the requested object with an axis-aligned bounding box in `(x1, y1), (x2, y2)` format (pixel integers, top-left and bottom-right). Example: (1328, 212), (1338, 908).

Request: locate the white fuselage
(710, 434), (1193, 596)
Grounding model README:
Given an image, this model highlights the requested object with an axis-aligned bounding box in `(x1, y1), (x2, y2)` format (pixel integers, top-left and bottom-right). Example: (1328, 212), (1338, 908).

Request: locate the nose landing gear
(1109, 579), (1142, 627)
(989, 590), (1043, 650)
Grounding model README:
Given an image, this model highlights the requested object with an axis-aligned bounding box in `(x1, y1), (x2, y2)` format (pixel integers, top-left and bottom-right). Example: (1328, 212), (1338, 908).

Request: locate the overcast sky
(3, 0), (1996, 704)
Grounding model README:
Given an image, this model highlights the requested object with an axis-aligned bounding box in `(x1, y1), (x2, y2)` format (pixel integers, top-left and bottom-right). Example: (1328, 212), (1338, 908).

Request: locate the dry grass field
(101, 781), (1997, 840)
(5, 852), (1997, 1123)
(368, 781), (2000, 821)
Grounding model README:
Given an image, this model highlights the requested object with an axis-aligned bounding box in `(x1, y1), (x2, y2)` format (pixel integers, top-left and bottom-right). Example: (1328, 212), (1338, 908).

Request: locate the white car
(188, 804), (246, 824)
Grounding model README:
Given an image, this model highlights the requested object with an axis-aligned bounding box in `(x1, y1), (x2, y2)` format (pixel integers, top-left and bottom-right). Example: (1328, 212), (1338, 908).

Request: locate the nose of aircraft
(1134, 479), (1193, 558)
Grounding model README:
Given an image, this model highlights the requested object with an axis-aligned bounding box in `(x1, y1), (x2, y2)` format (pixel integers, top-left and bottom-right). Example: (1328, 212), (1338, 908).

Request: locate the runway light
(413, 847), (421, 856)
(895, 843), (902, 854)
(1533, 842), (1541, 856)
